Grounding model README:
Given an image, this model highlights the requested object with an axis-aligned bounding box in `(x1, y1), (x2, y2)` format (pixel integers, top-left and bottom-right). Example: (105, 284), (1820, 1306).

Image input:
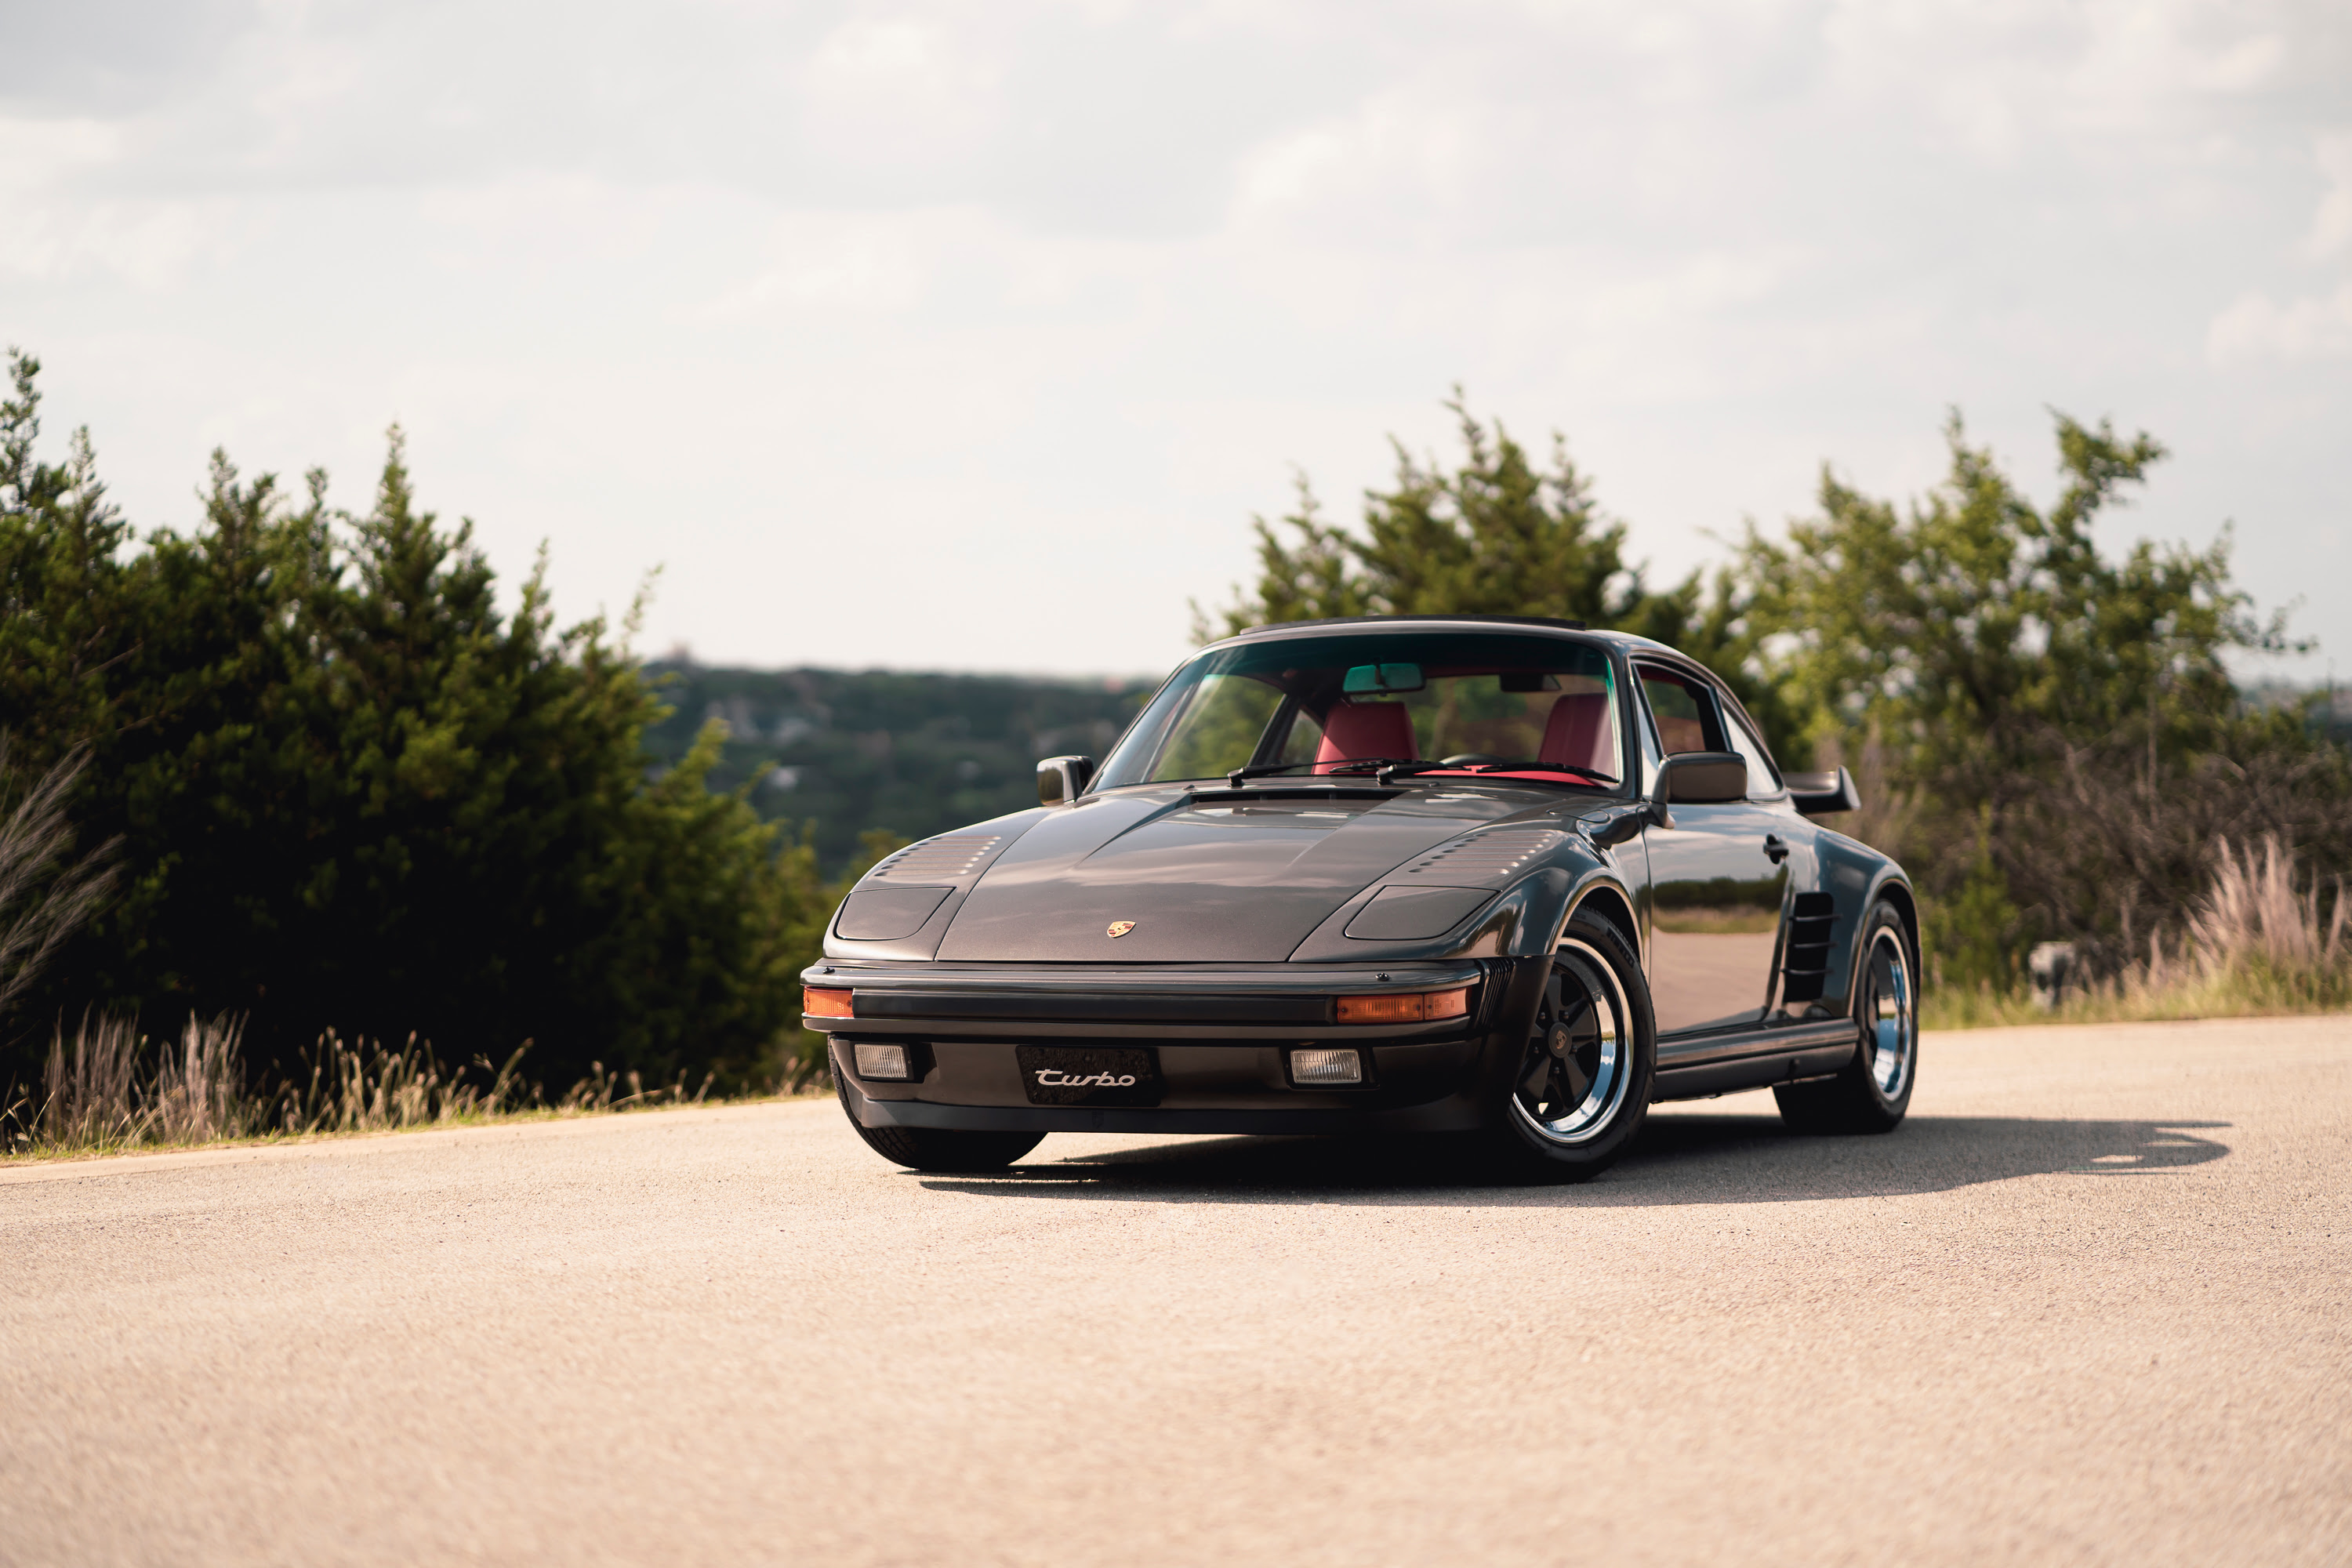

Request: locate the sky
(4, 0), (2348, 681)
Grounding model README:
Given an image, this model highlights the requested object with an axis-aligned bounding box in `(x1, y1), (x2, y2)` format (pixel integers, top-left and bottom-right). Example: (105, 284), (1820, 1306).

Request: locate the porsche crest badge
(1106, 921), (1136, 938)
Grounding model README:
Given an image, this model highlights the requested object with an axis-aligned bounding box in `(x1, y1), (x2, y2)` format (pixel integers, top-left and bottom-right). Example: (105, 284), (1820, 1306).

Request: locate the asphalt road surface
(5, 1015), (2348, 1567)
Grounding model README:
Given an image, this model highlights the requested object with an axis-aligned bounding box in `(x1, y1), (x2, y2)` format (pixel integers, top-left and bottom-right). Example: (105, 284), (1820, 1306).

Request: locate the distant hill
(2241, 678), (2352, 750)
(640, 662), (1159, 875)
(649, 668), (2347, 879)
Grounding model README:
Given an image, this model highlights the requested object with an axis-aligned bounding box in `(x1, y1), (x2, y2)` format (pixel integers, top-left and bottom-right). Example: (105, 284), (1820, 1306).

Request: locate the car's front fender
(1286, 828), (1638, 965)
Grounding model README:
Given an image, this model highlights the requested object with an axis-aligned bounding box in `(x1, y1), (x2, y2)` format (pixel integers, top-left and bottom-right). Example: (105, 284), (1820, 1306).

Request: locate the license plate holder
(1014, 1045), (1163, 1107)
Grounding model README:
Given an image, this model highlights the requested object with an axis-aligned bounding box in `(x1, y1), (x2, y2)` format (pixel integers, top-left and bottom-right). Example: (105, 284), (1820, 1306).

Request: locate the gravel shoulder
(4, 1014), (2347, 1566)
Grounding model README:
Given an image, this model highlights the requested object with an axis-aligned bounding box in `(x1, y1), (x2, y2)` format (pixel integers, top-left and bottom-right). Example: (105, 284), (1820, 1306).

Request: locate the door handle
(1763, 834), (1789, 864)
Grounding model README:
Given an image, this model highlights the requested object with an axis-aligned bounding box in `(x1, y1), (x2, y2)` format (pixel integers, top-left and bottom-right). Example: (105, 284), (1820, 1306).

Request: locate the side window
(1637, 669), (1722, 756)
(1722, 710), (1780, 797)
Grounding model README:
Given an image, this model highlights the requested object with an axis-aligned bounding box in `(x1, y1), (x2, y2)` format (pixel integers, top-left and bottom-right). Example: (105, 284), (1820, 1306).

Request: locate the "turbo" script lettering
(1034, 1069), (1139, 1088)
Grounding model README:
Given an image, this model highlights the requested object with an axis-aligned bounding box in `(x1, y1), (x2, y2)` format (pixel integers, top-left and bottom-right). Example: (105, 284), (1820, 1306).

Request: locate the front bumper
(806, 958), (1548, 1136)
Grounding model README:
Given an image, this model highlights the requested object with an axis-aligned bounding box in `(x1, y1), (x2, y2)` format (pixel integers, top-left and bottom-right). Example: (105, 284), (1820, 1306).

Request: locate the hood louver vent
(1400, 828), (1566, 883)
(872, 834), (1002, 881)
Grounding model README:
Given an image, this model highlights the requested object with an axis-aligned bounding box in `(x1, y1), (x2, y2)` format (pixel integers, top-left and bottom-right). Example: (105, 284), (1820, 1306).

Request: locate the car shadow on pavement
(917, 1112), (2232, 1206)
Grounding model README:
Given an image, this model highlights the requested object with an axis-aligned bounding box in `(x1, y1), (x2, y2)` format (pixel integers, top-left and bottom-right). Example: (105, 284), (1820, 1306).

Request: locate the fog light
(804, 986), (854, 1018)
(1290, 1047), (1364, 1086)
(854, 1042), (912, 1081)
(1334, 986), (1470, 1024)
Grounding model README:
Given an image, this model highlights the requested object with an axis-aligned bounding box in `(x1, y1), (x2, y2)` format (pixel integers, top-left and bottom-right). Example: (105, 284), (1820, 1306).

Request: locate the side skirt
(1650, 1019), (1860, 1102)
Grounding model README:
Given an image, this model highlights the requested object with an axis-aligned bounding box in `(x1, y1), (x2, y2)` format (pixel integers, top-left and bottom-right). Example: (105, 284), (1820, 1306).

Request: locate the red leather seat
(1315, 702), (1419, 773)
(1540, 691), (1615, 775)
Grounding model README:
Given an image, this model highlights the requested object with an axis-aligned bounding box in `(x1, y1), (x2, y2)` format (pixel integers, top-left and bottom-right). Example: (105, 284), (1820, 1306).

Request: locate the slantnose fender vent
(1781, 892), (1837, 1004)
(1399, 829), (1566, 884)
(870, 834), (1001, 880)
(838, 833), (1005, 942)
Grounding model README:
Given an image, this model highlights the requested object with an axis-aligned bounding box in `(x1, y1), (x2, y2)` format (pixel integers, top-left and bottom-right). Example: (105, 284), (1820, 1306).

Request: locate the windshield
(1094, 631), (1624, 792)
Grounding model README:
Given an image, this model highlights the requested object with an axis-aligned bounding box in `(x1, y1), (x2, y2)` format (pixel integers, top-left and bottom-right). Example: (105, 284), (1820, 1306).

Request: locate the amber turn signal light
(1334, 986), (1470, 1024)
(801, 986), (855, 1018)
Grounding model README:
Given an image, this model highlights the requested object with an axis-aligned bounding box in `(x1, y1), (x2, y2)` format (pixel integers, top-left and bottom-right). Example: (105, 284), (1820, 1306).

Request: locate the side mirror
(1036, 754), (1095, 806)
(1654, 750), (1748, 808)
(1786, 766), (1859, 817)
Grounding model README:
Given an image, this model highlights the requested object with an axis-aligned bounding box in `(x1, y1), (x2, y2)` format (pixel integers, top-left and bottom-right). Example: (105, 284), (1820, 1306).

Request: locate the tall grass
(1924, 833), (2350, 1029)
(0, 737), (122, 1026)
(3, 1018), (718, 1160)
(2187, 836), (2349, 994)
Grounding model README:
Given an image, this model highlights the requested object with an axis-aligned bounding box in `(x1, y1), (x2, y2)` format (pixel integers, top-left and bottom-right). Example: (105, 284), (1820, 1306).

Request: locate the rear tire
(838, 1090), (1044, 1171)
(1775, 900), (1917, 1134)
(1487, 913), (1657, 1183)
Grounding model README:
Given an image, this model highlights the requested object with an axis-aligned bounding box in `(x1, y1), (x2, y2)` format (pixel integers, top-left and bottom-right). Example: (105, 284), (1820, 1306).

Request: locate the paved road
(4, 1015), (2347, 1566)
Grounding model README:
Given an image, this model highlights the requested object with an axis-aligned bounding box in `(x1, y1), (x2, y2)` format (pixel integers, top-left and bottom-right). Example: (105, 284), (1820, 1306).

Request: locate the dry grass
(0, 737), (122, 1025)
(1925, 833), (2350, 1029)
(26, 1013), (270, 1151)
(1922, 968), (2350, 1029)
(14, 837), (2339, 1146)
(0, 1018), (781, 1163)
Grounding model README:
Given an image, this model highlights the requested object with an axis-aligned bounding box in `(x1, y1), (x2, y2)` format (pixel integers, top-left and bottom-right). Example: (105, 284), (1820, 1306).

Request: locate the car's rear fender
(1804, 827), (1915, 1019)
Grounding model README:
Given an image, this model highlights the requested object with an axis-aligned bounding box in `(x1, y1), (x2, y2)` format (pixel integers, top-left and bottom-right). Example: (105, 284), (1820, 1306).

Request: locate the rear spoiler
(1785, 766), (1859, 818)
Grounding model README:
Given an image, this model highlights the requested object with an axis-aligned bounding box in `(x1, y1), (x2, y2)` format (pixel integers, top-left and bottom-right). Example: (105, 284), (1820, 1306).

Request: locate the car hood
(935, 784), (1568, 962)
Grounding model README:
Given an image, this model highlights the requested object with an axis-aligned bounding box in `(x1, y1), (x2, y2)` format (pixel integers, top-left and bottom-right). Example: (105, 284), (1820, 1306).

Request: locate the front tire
(1775, 900), (1917, 1134)
(1488, 913), (1657, 1182)
(837, 1091), (1045, 1171)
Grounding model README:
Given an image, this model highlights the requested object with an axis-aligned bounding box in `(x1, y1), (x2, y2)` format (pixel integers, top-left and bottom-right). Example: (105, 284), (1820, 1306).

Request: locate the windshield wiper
(1221, 758), (1407, 787)
(1217, 757), (1616, 789)
(1475, 760), (1618, 783)
(1378, 760), (1618, 786)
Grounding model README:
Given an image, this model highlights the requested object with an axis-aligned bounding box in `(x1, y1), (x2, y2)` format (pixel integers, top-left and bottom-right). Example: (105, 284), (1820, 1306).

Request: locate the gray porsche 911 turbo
(803, 615), (1919, 1181)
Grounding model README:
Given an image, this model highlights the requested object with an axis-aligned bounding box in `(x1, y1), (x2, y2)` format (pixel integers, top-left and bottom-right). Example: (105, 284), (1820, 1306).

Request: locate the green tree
(1737, 413), (2274, 773)
(1739, 411), (2347, 986)
(0, 350), (817, 1094)
(1196, 391), (1800, 754)
(1198, 389), (2349, 989)
(1197, 394), (1646, 636)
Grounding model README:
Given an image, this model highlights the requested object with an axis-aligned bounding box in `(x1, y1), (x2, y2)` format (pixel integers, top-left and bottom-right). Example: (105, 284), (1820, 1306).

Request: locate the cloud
(690, 210), (944, 321)
(4, 0), (2350, 673)
(0, 114), (122, 194)
(2207, 281), (2352, 361)
(2205, 126), (2352, 363)
(2307, 129), (2352, 258)
(797, 15), (1001, 177)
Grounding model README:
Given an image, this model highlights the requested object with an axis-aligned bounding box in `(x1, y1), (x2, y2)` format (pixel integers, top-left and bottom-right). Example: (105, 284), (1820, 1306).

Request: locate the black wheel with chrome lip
(1774, 899), (1917, 1134)
(1491, 912), (1656, 1181)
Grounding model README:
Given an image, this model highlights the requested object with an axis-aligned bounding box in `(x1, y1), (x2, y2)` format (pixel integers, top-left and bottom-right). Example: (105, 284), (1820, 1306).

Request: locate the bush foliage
(0, 350), (823, 1094)
(1737, 414), (2352, 989)
(9, 353), (2345, 1098)
(1193, 394), (1806, 758)
(1207, 394), (2352, 993)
